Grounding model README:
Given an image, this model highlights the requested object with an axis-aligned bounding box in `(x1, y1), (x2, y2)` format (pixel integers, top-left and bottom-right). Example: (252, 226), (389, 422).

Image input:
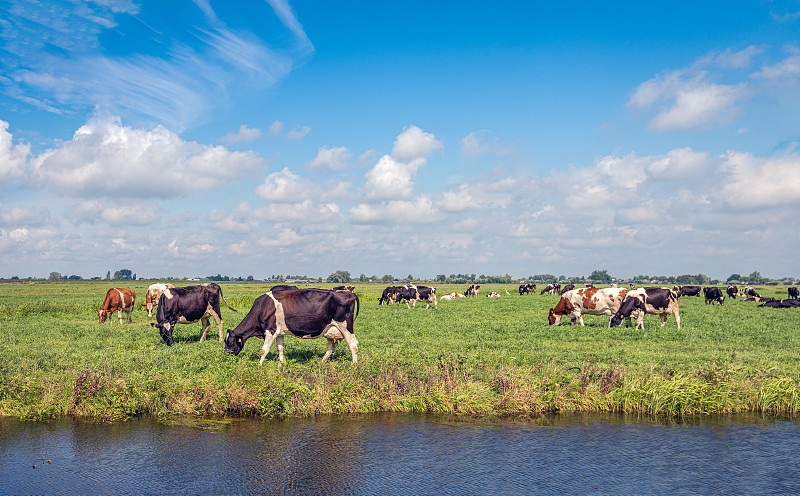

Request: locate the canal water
(1, 412), (798, 495)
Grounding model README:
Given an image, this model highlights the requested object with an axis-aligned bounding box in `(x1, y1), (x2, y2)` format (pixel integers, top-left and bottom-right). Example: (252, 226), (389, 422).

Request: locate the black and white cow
(464, 284), (480, 297)
(788, 287), (799, 299)
(727, 285), (739, 299)
(703, 287), (724, 305)
(744, 286), (761, 298)
(332, 285), (355, 292)
(559, 284), (575, 295)
(674, 285), (702, 297)
(378, 286), (399, 305)
(610, 287), (681, 330)
(395, 284), (438, 309)
(151, 283), (237, 346)
(519, 283), (536, 295)
(540, 283), (558, 295)
(224, 288), (359, 364)
(759, 298), (800, 308)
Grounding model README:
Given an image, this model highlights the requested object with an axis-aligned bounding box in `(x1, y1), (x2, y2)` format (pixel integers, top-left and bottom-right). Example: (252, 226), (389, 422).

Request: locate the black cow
(519, 283), (536, 295)
(559, 284), (575, 295)
(379, 286), (399, 305)
(224, 288), (359, 364)
(759, 298), (800, 308)
(789, 287), (799, 299)
(703, 287), (724, 305)
(610, 287), (681, 329)
(332, 285), (355, 291)
(151, 283), (237, 346)
(465, 284), (480, 297)
(744, 286), (761, 298)
(395, 284), (438, 309)
(674, 285), (701, 297)
(727, 285), (739, 299)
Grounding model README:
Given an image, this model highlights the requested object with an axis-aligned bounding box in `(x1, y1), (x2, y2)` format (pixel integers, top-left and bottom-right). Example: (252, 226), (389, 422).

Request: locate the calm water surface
(1, 412), (798, 495)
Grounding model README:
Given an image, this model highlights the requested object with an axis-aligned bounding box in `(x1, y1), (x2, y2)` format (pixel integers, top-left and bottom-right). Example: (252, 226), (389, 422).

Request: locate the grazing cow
(703, 287), (725, 305)
(586, 283), (595, 289)
(378, 286), (399, 305)
(465, 284), (481, 297)
(395, 284), (438, 309)
(519, 283), (536, 295)
(98, 288), (136, 324)
(332, 285), (355, 292)
(744, 286), (761, 298)
(540, 283), (558, 295)
(224, 288), (359, 365)
(559, 284), (575, 295)
(789, 287), (799, 299)
(150, 283), (237, 346)
(143, 283), (175, 317)
(674, 285), (702, 297)
(759, 298), (800, 308)
(548, 287), (629, 326)
(610, 288), (681, 330)
(727, 285), (739, 299)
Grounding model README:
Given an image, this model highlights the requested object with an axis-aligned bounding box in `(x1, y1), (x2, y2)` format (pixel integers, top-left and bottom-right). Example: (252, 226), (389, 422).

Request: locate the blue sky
(1, 0), (800, 280)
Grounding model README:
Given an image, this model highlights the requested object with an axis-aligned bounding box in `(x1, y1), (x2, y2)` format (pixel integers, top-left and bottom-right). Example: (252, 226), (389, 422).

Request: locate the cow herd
(96, 280), (799, 363)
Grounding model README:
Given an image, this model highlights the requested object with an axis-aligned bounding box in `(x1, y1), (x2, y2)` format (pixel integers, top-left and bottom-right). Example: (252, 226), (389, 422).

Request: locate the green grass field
(1, 281), (798, 420)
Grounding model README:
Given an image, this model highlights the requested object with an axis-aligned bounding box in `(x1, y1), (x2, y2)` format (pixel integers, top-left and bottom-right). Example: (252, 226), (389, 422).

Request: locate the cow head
(150, 322), (175, 346)
(224, 331), (245, 355)
(547, 308), (561, 326)
(97, 309), (109, 324)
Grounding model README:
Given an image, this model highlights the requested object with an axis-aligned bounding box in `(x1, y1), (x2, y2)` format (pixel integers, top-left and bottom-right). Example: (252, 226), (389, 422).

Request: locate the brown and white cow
(548, 287), (629, 326)
(98, 288), (136, 324)
(143, 283), (175, 317)
(224, 288), (359, 365)
(610, 287), (681, 330)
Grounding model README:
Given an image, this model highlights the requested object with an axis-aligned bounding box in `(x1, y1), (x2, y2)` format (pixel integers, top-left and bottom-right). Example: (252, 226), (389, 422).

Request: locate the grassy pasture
(1, 281), (799, 421)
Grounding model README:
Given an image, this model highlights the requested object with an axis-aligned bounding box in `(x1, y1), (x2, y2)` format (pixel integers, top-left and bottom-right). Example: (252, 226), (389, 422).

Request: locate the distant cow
(744, 286), (761, 298)
(610, 287), (681, 330)
(465, 284), (480, 297)
(143, 283), (175, 317)
(759, 298), (800, 308)
(727, 285), (739, 299)
(703, 287), (724, 305)
(379, 286), (399, 305)
(519, 283), (536, 295)
(98, 288), (136, 324)
(548, 287), (629, 326)
(225, 288), (359, 365)
(486, 291), (500, 298)
(150, 283), (237, 346)
(332, 285), (355, 292)
(744, 297), (774, 302)
(540, 283), (558, 295)
(789, 287), (799, 299)
(629, 283), (635, 289)
(674, 285), (701, 297)
(559, 284), (575, 295)
(610, 283), (618, 288)
(586, 283), (595, 288)
(395, 284), (438, 309)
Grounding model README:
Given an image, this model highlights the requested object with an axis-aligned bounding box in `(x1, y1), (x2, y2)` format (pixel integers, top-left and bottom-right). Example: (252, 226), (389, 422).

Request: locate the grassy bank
(1, 281), (799, 421)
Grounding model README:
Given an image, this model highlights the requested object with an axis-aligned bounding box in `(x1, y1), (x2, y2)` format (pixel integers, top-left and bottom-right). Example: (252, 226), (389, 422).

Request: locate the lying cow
(519, 283), (536, 295)
(610, 287), (681, 330)
(486, 291), (500, 298)
(379, 286), (399, 305)
(465, 284), (480, 297)
(143, 283), (175, 317)
(744, 286), (760, 298)
(151, 283), (237, 346)
(674, 285), (701, 297)
(703, 287), (724, 305)
(559, 284), (575, 295)
(759, 298), (800, 308)
(395, 284), (438, 309)
(727, 285), (739, 299)
(789, 287), (799, 299)
(548, 287), (629, 326)
(98, 287), (136, 324)
(224, 288), (359, 365)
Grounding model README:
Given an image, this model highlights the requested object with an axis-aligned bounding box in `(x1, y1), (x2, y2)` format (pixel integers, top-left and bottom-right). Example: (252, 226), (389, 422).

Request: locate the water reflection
(1, 412), (799, 495)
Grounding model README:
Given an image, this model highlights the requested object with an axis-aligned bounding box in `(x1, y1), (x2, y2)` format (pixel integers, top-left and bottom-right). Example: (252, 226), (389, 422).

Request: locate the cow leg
(276, 335), (285, 363)
(125, 307), (133, 324)
(258, 332), (279, 365)
(208, 310), (224, 342)
(117, 309), (124, 325)
(199, 317), (210, 342)
(321, 338), (338, 362)
(659, 314), (667, 327)
(337, 325), (359, 364)
(578, 315), (585, 326)
(673, 312), (681, 330)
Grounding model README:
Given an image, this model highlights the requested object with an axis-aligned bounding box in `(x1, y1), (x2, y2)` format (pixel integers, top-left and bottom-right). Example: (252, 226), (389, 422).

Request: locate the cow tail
(354, 294), (360, 319)
(220, 289), (238, 312)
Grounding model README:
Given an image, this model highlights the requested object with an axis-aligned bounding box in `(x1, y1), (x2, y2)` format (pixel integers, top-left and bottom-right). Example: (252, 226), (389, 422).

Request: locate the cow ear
(548, 308), (554, 315)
